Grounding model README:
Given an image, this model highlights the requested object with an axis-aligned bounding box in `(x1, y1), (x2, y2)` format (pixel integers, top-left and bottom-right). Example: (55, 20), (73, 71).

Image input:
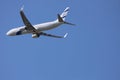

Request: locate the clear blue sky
(0, 0), (120, 80)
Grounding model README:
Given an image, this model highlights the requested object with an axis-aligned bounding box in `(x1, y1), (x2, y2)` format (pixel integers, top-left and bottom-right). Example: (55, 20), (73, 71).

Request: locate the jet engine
(32, 33), (40, 38)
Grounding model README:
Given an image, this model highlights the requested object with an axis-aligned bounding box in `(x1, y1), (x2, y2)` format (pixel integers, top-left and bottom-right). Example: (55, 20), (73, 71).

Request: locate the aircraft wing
(20, 7), (38, 33)
(41, 32), (68, 38)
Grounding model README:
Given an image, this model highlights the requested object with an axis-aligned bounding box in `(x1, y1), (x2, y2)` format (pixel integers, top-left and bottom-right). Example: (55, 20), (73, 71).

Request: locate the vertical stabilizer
(60, 7), (70, 21)
(57, 7), (75, 26)
(57, 14), (64, 22)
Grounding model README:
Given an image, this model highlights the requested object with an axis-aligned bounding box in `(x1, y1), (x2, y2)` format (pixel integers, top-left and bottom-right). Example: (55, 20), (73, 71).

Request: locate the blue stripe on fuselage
(16, 31), (22, 35)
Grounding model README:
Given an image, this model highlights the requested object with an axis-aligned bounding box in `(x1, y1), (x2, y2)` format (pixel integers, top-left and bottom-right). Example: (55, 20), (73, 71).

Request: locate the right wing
(20, 7), (38, 34)
(41, 32), (68, 38)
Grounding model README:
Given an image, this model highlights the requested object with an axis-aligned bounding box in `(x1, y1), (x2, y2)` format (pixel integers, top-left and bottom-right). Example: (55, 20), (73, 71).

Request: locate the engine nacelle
(32, 34), (40, 38)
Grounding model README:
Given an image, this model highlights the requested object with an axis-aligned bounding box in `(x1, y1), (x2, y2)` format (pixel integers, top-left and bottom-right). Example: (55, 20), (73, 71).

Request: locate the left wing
(20, 7), (38, 34)
(40, 32), (68, 38)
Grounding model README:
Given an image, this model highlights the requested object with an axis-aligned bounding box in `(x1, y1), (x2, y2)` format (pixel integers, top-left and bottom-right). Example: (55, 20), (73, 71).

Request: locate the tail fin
(60, 7), (70, 21)
(57, 14), (75, 25)
(57, 7), (75, 26)
(57, 14), (64, 22)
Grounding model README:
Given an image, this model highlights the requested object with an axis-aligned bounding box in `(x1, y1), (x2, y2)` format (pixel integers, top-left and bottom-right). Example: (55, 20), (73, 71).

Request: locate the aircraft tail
(57, 7), (75, 26)
(60, 7), (70, 21)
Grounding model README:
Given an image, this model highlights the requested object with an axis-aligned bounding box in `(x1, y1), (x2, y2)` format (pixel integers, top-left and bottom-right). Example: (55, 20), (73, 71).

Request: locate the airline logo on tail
(60, 7), (70, 21)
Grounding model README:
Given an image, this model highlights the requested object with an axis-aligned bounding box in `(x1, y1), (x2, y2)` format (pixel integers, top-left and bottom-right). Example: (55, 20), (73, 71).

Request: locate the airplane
(6, 6), (75, 38)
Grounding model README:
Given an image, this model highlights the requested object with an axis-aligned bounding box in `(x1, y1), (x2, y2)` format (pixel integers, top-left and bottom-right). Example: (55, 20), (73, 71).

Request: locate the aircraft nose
(6, 31), (12, 36)
(6, 30), (15, 36)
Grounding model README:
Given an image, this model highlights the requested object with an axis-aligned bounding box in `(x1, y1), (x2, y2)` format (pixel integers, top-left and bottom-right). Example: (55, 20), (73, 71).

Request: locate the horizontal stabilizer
(64, 21), (75, 26)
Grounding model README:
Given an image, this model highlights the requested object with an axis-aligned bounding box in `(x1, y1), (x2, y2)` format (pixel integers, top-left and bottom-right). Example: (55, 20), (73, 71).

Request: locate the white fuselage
(34, 20), (62, 31)
(6, 20), (63, 36)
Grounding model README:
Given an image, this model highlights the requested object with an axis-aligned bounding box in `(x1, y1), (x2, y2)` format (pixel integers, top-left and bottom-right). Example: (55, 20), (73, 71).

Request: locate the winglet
(21, 5), (24, 11)
(64, 33), (68, 38)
